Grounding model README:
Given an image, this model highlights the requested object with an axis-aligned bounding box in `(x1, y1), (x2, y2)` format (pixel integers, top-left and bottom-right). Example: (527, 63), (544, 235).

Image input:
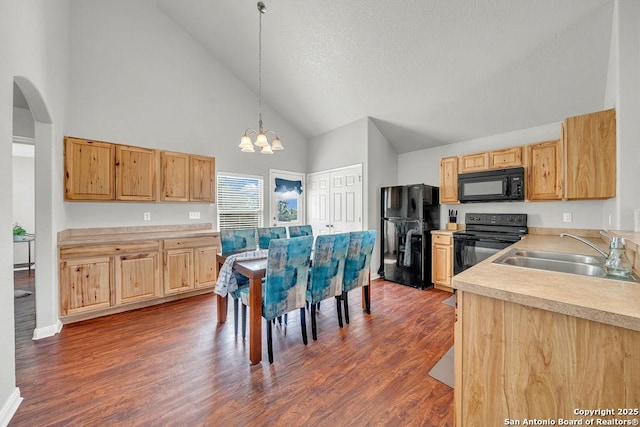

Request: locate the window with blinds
(216, 173), (264, 230)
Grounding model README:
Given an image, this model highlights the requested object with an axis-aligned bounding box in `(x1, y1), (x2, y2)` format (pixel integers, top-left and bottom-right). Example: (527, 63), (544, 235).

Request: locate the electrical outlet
(563, 212), (572, 223)
(143, 212), (151, 221)
(189, 211), (200, 220)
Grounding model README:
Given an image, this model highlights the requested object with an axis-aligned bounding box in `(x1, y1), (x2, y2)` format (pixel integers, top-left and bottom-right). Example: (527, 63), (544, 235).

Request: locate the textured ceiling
(159, 0), (613, 154)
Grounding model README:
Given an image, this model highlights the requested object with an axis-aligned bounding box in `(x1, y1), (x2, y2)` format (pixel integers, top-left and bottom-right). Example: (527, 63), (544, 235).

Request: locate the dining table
(216, 251), (371, 365)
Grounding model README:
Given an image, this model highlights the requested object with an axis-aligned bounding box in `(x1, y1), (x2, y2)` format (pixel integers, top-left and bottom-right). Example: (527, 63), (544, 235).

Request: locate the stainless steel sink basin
(493, 248), (639, 282)
(512, 249), (604, 265)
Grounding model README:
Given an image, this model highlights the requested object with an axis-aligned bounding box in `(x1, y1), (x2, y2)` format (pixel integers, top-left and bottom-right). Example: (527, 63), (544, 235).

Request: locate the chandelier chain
(258, 7), (263, 129)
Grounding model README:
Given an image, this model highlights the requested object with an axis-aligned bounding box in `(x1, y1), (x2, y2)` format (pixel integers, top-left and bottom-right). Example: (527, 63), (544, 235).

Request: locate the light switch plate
(143, 212), (151, 221)
(189, 212), (200, 220)
(563, 212), (572, 223)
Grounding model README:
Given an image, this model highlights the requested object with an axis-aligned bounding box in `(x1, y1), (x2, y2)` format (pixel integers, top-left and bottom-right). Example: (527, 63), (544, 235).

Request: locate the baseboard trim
(0, 387), (23, 427)
(32, 319), (63, 340)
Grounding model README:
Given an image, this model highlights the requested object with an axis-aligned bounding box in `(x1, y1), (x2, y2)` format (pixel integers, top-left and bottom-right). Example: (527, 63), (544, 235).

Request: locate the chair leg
(343, 291), (350, 324)
(311, 303), (317, 340)
(284, 313), (288, 324)
(300, 307), (308, 345)
(364, 285), (371, 314)
(277, 316), (282, 325)
(234, 298), (239, 336)
(317, 301), (321, 310)
(336, 296), (343, 328)
(267, 319), (274, 364)
(241, 303), (247, 339)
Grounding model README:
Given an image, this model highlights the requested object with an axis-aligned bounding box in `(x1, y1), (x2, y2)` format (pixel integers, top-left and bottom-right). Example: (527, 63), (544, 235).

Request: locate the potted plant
(13, 223), (26, 241)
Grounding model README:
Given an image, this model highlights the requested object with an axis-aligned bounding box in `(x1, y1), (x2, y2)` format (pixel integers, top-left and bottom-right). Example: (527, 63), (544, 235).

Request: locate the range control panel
(465, 213), (528, 227)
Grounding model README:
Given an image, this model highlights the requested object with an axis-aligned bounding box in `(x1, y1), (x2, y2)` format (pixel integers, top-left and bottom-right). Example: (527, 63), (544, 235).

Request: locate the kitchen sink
(511, 249), (605, 265)
(493, 248), (639, 283)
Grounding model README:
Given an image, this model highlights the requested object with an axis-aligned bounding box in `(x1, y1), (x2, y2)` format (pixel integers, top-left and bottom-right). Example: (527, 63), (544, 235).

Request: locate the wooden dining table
(216, 252), (371, 365)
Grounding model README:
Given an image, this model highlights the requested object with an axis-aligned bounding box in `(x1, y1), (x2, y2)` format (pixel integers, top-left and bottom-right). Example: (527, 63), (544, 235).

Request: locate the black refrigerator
(378, 184), (440, 289)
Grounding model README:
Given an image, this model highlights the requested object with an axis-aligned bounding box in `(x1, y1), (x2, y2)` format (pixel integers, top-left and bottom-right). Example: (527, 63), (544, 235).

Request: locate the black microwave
(458, 167), (524, 203)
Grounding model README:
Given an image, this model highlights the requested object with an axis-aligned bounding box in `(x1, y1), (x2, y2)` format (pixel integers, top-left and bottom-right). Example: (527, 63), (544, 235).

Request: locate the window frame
(216, 171), (264, 231)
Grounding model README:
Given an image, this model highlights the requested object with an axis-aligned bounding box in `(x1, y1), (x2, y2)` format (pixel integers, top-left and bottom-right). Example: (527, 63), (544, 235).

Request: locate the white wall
(12, 152), (35, 267)
(398, 122), (612, 229)
(1, 0), (70, 422)
(307, 118), (367, 174)
(65, 0), (307, 229)
(12, 107), (34, 138)
(366, 118), (398, 278)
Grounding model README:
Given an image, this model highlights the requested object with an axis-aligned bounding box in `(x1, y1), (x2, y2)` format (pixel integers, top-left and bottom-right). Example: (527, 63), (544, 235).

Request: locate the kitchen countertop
(452, 233), (640, 332)
(58, 223), (219, 246)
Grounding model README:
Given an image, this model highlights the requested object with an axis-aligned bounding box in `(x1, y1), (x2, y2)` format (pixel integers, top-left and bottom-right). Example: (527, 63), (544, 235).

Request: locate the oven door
(453, 236), (513, 275)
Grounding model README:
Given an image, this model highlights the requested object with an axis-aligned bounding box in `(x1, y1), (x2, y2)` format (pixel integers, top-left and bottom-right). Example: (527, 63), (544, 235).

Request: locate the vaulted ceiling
(158, 0), (614, 154)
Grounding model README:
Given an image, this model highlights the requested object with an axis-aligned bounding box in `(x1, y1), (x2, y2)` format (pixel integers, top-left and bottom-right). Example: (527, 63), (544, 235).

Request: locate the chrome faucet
(559, 233), (608, 257)
(560, 232), (632, 277)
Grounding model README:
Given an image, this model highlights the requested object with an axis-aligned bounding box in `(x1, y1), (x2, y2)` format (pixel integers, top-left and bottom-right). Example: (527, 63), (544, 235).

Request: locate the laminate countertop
(452, 233), (640, 332)
(58, 224), (219, 246)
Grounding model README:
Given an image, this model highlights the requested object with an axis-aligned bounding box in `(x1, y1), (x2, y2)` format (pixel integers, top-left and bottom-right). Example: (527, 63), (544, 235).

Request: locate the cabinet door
(525, 140), (562, 201)
(60, 257), (113, 316)
(489, 147), (522, 169)
(194, 247), (218, 288)
(563, 109), (616, 199)
(164, 249), (194, 295)
(115, 252), (161, 304)
(190, 155), (215, 202)
(459, 152), (489, 173)
(432, 243), (452, 287)
(439, 157), (459, 204)
(161, 151), (190, 202)
(64, 137), (115, 201)
(115, 145), (157, 201)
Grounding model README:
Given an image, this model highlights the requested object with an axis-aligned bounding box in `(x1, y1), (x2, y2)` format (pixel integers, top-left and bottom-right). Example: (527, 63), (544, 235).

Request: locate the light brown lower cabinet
(59, 236), (219, 322)
(431, 231), (453, 293)
(455, 291), (640, 425)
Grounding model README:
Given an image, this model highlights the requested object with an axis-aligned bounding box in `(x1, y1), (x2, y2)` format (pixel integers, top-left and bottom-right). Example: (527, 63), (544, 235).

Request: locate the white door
(307, 164), (362, 236)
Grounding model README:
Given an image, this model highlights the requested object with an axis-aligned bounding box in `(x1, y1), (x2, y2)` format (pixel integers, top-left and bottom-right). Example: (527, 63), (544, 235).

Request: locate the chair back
(257, 226), (287, 250)
(343, 230), (377, 293)
(263, 236), (313, 320)
(220, 228), (257, 255)
(307, 233), (350, 303)
(288, 225), (313, 238)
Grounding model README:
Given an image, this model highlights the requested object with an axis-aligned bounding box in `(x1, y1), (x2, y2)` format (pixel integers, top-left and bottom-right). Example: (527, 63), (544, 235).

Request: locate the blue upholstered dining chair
(288, 225), (313, 238)
(306, 233), (350, 340)
(220, 228), (258, 336)
(239, 235), (313, 363)
(257, 226), (287, 250)
(339, 230), (377, 325)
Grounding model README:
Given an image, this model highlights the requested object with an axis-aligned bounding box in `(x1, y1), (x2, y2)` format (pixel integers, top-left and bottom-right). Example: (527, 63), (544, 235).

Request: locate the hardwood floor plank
(12, 273), (454, 426)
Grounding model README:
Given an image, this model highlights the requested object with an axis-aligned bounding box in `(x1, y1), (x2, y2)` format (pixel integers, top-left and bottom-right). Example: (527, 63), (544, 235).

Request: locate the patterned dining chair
(339, 230), (377, 325)
(288, 225), (313, 238)
(239, 235), (313, 363)
(306, 233), (350, 340)
(220, 228), (258, 336)
(257, 226), (287, 250)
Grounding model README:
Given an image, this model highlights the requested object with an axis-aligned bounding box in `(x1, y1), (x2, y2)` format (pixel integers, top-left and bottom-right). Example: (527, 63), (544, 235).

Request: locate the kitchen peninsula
(453, 232), (640, 426)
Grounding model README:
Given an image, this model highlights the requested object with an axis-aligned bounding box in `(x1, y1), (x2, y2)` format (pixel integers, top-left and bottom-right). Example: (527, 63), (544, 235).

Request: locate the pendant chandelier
(239, 1), (283, 154)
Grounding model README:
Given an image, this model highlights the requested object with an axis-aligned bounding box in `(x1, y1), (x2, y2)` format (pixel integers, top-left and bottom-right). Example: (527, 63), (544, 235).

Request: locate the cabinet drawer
(432, 233), (452, 246)
(163, 236), (219, 250)
(60, 240), (161, 259)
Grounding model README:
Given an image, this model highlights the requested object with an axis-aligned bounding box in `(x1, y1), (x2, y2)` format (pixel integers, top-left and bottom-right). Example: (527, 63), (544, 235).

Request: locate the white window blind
(217, 173), (264, 230)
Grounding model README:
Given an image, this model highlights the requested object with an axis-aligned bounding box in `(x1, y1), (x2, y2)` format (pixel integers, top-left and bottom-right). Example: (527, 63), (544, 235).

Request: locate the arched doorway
(12, 76), (60, 341)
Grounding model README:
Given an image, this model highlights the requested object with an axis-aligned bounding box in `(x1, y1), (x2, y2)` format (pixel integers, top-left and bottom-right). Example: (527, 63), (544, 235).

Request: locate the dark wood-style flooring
(11, 270), (454, 426)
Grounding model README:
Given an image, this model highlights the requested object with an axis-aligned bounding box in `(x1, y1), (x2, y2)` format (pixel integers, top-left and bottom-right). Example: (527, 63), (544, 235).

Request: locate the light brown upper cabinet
(525, 139), (563, 201)
(459, 152), (489, 173)
(440, 156), (459, 204)
(160, 151), (190, 202)
(115, 145), (157, 201)
(489, 147), (522, 169)
(189, 155), (215, 203)
(562, 108), (616, 199)
(64, 137), (115, 201)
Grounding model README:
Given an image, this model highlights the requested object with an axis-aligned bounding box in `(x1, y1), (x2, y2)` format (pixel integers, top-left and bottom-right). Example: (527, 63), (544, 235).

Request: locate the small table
(13, 234), (35, 273)
(216, 254), (267, 365)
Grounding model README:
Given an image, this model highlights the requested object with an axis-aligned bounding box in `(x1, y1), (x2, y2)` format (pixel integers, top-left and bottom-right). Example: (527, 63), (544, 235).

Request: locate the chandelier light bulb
(255, 132), (269, 147)
(271, 137), (283, 150)
(261, 144), (274, 154)
(239, 134), (253, 149)
(241, 145), (256, 153)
